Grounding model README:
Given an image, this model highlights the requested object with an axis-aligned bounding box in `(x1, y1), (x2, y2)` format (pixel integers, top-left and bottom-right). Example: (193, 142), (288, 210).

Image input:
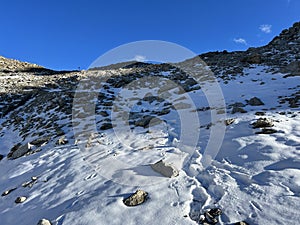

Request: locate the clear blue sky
(1, 0), (300, 70)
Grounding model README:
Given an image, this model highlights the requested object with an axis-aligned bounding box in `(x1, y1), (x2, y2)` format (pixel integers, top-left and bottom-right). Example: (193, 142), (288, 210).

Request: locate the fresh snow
(0, 65), (299, 225)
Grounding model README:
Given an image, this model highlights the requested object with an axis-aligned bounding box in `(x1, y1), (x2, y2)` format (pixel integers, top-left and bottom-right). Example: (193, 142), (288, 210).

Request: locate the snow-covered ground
(0, 65), (299, 225)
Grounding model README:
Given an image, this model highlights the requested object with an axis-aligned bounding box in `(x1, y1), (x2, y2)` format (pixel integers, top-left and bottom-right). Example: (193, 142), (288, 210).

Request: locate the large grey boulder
(7, 143), (31, 159)
(151, 160), (179, 178)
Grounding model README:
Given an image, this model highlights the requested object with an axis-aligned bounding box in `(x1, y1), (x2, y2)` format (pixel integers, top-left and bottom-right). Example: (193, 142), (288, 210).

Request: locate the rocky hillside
(0, 56), (43, 72)
(200, 21), (300, 78)
(0, 22), (299, 225)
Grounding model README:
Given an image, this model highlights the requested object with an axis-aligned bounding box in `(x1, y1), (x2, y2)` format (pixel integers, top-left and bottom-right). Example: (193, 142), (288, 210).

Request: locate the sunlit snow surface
(0, 66), (299, 225)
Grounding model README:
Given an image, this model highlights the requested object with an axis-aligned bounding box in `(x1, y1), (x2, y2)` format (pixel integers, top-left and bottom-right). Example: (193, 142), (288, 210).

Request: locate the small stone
(0, 154), (4, 161)
(2, 187), (17, 196)
(37, 219), (52, 225)
(247, 97), (264, 106)
(57, 135), (68, 145)
(151, 160), (179, 178)
(15, 196), (27, 203)
(255, 111), (266, 116)
(123, 190), (148, 207)
(234, 221), (249, 225)
(225, 118), (235, 126)
(22, 176), (38, 188)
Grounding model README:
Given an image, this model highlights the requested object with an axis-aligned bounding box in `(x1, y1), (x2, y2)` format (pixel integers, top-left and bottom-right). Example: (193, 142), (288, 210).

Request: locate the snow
(0, 65), (299, 224)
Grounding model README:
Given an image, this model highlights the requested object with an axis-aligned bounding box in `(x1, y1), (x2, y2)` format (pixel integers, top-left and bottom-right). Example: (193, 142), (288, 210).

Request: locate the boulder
(252, 118), (274, 128)
(37, 219), (52, 225)
(15, 196), (27, 204)
(231, 107), (247, 114)
(7, 143), (31, 159)
(150, 160), (179, 178)
(100, 122), (113, 130)
(123, 190), (148, 207)
(247, 97), (264, 106)
(31, 136), (50, 146)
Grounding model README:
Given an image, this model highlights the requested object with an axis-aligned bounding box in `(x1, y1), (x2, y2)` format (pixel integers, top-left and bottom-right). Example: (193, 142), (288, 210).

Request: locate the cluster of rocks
(2, 176), (41, 223)
(252, 117), (277, 134)
(278, 90), (300, 108)
(198, 208), (222, 224)
(1, 174), (52, 225)
(230, 97), (265, 114)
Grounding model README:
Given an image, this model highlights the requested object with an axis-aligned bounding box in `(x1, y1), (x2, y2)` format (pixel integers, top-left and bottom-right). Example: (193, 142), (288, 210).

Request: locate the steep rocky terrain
(0, 22), (299, 225)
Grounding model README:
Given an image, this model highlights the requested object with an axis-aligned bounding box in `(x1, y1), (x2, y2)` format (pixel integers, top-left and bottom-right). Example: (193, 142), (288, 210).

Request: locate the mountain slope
(0, 22), (299, 225)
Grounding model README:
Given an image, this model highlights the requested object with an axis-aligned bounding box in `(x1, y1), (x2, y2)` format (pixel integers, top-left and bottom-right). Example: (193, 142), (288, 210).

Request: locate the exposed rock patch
(198, 208), (222, 224)
(252, 118), (274, 128)
(123, 190), (148, 207)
